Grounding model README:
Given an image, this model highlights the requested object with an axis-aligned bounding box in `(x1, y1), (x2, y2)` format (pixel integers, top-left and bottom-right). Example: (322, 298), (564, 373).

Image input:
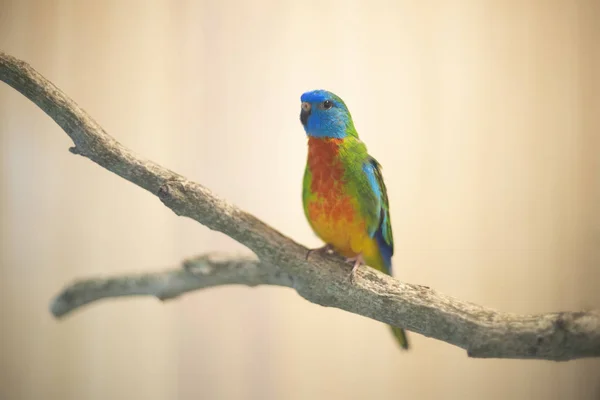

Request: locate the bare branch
(50, 254), (293, 318)
(2, 51), (599, 361)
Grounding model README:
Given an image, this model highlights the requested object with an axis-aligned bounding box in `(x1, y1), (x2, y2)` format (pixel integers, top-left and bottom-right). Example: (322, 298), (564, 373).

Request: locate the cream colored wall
(1, 1), (599, 399)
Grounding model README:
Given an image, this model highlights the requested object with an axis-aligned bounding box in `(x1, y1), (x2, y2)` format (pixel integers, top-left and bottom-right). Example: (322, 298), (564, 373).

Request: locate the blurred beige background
(1, 0), (599, 399)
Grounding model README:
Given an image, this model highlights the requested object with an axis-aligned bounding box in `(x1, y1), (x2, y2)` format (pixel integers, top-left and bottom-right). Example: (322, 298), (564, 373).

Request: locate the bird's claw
(345, 254), (364, 283)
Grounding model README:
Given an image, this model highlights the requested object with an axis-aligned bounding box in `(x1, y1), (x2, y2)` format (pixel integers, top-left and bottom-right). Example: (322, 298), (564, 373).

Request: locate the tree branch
(2, 50), (599, 361)
(50, 254), (293, 317)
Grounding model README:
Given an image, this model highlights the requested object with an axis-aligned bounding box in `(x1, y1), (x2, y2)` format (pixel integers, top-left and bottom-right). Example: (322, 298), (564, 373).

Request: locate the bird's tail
(389, 325), (409, 350)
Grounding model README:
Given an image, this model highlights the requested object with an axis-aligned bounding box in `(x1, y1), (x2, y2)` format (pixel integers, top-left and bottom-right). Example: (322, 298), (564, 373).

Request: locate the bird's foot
(345, 254), (365, 283)
(305, 244), (334, 260)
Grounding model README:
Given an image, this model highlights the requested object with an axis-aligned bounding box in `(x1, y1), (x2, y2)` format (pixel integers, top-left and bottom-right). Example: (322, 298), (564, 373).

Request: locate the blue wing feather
(363, 157), (394, 274)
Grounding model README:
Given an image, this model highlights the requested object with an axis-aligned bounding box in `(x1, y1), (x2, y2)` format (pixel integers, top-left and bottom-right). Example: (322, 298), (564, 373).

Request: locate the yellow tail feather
(390, 325), (409, 350)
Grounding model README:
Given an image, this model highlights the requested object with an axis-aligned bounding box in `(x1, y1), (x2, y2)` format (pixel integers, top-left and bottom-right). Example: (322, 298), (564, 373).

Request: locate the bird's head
(299, 89), (357, 138)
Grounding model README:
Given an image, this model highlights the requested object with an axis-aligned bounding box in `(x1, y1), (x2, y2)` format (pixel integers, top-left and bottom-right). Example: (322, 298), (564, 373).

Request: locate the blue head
(299, 89), (358, 138)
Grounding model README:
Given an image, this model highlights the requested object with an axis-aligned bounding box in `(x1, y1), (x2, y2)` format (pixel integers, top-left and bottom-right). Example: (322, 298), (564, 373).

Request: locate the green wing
(365, 156), (394, 273)
(340, 139), (394, 271)
(369, 157), (394, 252)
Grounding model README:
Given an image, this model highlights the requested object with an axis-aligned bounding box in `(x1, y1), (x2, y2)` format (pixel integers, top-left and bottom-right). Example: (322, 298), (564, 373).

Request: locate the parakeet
(300, 89), (409, 350)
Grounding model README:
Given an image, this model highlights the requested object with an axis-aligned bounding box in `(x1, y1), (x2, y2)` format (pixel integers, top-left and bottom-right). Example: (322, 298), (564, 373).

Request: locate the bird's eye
(323, 100), (333, 109)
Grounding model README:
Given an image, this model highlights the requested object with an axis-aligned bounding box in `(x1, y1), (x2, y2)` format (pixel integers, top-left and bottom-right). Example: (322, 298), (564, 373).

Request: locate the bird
(299, 89), (409, 350)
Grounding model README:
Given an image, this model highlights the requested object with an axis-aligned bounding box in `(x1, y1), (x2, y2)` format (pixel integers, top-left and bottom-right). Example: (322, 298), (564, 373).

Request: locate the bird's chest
(304, 139), (366, 253)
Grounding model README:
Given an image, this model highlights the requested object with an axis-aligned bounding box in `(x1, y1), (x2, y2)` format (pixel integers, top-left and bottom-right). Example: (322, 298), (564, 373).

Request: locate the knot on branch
(157, 179), (187, 215)
(69, 146), (82, 155)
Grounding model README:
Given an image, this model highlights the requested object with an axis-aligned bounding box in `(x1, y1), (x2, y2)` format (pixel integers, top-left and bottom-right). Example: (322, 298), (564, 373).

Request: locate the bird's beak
(300, 102), (311, 125)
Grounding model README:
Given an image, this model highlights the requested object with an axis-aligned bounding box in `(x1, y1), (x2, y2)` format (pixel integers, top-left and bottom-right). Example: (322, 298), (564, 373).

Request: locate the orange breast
(305, 137), (368, 257)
